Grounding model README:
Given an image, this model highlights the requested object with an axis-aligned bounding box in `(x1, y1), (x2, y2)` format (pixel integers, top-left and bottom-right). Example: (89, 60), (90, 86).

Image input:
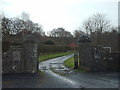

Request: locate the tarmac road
(39, 54), (119, 88)
(2, 54), (119, 88)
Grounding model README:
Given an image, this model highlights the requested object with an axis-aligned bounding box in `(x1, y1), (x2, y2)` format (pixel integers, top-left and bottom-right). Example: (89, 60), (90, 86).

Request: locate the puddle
(50, 65), (72, 74)
(39, 54), (74, 74)
(39, 54), (118, 88)
(40, 63), (72, 74)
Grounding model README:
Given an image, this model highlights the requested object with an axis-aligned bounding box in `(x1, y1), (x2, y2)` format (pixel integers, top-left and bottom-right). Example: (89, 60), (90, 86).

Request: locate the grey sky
(0, 0), (119, 34)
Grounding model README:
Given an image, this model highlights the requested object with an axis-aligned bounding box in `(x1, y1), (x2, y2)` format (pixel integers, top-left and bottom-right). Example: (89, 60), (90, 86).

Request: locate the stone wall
(2, 46), (24, 73)
(78, 43), (118, 72)
(2, 35), (38, 74)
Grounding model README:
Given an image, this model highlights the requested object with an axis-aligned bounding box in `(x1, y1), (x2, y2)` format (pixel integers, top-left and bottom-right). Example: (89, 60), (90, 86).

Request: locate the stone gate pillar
(78, 35), (94, 71)
(23, 35), (38, 73)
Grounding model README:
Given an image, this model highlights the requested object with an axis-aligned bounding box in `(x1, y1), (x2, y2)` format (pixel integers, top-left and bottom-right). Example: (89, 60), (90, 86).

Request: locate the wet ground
(2, 54), (119, 88)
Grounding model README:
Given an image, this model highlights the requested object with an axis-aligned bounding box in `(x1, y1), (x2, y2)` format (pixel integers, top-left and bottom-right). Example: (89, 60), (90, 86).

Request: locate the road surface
(2, 54), (119, 88)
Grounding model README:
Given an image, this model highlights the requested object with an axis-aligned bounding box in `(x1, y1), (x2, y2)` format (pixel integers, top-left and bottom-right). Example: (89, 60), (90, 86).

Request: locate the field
(39, 52), (74, 62)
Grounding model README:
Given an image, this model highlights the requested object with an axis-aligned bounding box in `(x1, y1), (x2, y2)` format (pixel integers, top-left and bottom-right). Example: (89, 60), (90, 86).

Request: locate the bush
(43, 40), (55, 45)
(37, 44), (73, 55)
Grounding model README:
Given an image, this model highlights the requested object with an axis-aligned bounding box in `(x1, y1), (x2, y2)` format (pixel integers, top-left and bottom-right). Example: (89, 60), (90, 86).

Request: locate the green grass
(39, 52), (74, 62)
(64, 56), (74, 68)
(64, 56), (86, 72)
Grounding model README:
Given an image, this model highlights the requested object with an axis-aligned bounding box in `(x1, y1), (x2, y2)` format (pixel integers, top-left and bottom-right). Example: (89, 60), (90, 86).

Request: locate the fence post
(74, 53), (78, 69)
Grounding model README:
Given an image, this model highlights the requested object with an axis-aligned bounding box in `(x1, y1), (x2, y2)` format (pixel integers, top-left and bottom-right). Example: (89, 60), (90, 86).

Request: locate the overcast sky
(0, 0), (119, 34)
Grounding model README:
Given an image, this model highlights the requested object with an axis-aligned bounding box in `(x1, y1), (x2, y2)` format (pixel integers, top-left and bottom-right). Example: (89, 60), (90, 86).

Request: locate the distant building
(68, 43), (78, 48)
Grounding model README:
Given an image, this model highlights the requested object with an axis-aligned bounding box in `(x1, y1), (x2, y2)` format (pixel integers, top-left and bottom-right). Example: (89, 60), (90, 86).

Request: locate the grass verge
(64, 56), (74, 68)
(64, 56), (86, 72)
(39, 52), (74, 62)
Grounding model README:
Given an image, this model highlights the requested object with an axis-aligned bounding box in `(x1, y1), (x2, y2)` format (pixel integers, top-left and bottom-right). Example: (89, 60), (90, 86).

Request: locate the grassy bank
(39, 52), (74, 62)
(64, 56), (86, 72)
(64, 56), (74, 68)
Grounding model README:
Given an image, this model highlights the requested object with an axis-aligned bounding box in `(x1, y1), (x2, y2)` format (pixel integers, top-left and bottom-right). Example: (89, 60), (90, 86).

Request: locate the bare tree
(9, 18), (25, 34)
(83, 13), (111, 35)
(1, 17), (12, 39)
(1, 12), (45, 39)
(49, 27), (73, 38)
(0, 14), (3, 41)
(82, 13), (111, 45)
(73, 29), (85, 38)
(20, 12), (30, 21)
